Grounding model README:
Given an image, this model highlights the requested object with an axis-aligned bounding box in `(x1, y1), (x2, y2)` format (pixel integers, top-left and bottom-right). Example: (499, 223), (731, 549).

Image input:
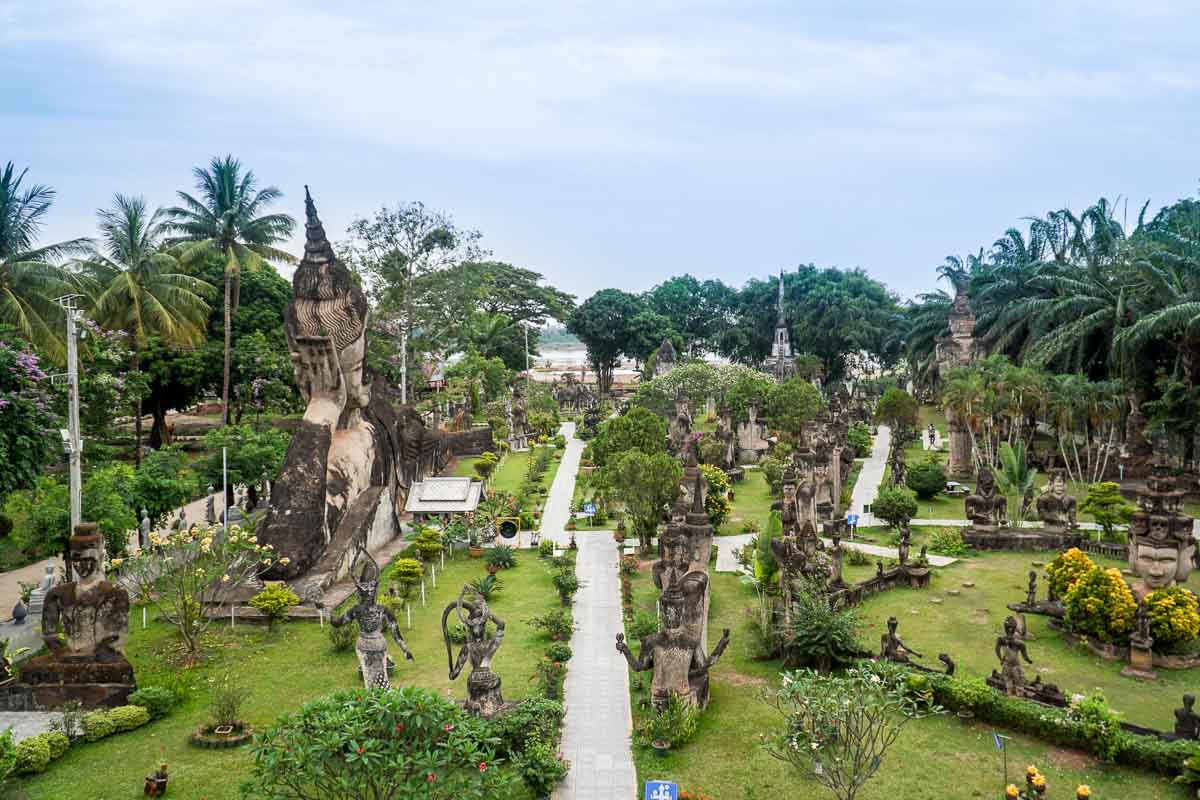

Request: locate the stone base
(962, 528), (1082, 551)
(1122, 644), (1158, 682)
(15, 654), (135, 709)
(464, 668), (505, 718)
(1120, 664), (1159, 682)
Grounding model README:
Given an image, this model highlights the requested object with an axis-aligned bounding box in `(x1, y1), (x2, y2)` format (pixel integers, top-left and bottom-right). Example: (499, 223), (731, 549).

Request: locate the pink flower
(478, 762), (488, 772)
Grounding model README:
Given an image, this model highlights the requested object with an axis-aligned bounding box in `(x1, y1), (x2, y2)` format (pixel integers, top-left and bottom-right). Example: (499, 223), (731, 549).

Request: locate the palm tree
(78, 195), (214, 463)
(165, 156), (295, 424)
(903, 290), (951, 393)
(0, 162), (90, 359)
(995, 440), (1037, 526)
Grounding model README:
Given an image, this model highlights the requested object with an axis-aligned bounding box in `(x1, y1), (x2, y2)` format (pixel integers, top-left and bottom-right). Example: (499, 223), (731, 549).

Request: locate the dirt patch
(969, 608), (992, 625)
(1046, 746), (1097, 771)
(721, 671), (769, 688)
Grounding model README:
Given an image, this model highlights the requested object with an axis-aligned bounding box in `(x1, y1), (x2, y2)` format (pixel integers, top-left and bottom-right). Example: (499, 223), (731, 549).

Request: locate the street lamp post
(54, 295), (84, 532)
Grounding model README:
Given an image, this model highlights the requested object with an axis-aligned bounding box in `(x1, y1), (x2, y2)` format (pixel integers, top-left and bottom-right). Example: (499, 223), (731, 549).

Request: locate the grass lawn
(620, 555), (1194, 799)
(721, 468), (773, 535)
(17, 549), (571, 800)
(450, 447), (561, 513)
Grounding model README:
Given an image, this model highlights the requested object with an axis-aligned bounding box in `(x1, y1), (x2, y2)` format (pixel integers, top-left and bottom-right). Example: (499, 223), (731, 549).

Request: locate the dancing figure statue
(442, 586), (507, 717)
(329, 547), (413, 689)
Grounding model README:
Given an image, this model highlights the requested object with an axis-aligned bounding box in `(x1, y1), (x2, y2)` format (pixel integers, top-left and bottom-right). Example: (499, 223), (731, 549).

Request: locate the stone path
(713, 532), (958, 573)
(922, 428), (944, 450)
(848, 423), (891, 527)
(545, 423), (638, 800)
(0, 711), (62, 742)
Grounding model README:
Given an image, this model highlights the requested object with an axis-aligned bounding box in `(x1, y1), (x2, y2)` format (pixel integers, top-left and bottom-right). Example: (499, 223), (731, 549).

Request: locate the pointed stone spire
(302, 185), (336, 266)
(691, 468), (705, 515)
(777, 267), (786, 326)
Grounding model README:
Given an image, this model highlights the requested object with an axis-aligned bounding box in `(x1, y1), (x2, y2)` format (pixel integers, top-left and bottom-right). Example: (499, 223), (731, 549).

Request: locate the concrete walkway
(546, 423), (638, 800)
(848, 423), (891, 527)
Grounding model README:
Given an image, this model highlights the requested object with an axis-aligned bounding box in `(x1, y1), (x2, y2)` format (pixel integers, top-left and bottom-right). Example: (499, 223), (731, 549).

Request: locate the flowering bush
(242, 687), (514, 800)
(1145, 586), (1200, 648)
(699, 464), (732, 527)
(1045, 547), (1094, 599)
(0, 343), (59, 498)
(119, 522), (274, 661)
(1064, 566), (1137, 643)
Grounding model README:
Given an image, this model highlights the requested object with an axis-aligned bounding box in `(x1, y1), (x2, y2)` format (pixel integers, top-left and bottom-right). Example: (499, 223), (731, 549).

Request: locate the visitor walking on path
(543, 423), (638, 800)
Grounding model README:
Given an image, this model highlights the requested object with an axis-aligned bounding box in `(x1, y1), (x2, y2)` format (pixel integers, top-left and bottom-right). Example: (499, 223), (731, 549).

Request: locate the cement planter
(190, 722), (254, 749)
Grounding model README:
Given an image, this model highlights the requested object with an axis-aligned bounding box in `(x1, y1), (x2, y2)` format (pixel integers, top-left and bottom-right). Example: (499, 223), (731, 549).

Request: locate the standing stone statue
(1025, 570), (1038, 607)
(442, 586), (507, 717)
(21, 524), (135, 707)
(205, 486), (216, 525)
(897, 526), (911, 566)
(138, 509), (150, 550)
(328, 548), (413, 689)
(992, 615), (1033, 696)
(615, 589), (730, 710)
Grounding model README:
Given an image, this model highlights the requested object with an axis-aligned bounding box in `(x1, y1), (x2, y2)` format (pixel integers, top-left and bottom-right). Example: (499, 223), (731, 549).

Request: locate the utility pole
(524, 321), (530, 392)
(54, 295), (84, 533)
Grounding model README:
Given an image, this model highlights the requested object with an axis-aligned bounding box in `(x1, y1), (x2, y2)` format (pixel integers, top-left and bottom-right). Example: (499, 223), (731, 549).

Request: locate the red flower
(478, 762), (488, 772)
(357, 747), (365, 754)
(395, 723), (405, 733)
(426, 773), (437, 782)
(444, 723), (455, 732)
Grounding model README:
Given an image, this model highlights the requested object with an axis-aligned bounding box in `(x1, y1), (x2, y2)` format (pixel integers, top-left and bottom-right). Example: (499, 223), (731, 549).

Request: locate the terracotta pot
(468, 546), (484, 559)
(651, 740), (671, 758)
(487, 564), (500, 575)
(144, 775), (168, 797)
(613, 532), (626, 543)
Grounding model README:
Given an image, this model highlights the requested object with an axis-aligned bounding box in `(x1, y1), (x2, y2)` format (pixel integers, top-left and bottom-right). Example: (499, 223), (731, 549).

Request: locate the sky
(3, 1), (1199, 305)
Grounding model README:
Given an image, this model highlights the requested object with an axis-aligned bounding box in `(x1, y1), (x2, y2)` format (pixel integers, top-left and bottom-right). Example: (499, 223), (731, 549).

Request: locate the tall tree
(0, 162), (90, 359)
(165, 156), (295, 424)
(567, 288), (645, 396)
(645, 274), (734, 357)
(344, 202), (484, 404)
(78, 194), (214, 463)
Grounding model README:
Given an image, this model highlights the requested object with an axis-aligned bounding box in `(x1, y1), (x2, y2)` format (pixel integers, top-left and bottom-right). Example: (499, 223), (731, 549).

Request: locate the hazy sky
(4, 1), (1198, 304)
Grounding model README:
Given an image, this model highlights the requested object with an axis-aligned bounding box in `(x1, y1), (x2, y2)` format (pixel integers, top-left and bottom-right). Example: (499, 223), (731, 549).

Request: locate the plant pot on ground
(190, 721), (254, 749)
(468, 546), (484, 558)
(651, 740), (671, 758)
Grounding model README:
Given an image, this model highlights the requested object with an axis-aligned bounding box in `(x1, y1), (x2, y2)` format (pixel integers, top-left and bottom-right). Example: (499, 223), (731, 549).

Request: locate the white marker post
(421, 581), (426, 607)
(406, 605), (412, 630)
(431, 565), (437, 588)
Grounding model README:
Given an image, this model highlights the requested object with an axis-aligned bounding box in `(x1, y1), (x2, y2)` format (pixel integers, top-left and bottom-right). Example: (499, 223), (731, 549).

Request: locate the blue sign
(582, 503), (596, 515)
(993, 732), (1004, 751)
(847, 514), (859, 526)
(645, 781), (678, 800)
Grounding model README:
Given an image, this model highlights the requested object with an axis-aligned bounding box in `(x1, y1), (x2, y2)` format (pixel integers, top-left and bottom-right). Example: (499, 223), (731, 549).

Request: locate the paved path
(922, 429), (944, 450)
(848, 423), (891, 527)
(714, 532), (958, 572)
(0, 711), (62, 741)
(546, 423), (638, 800)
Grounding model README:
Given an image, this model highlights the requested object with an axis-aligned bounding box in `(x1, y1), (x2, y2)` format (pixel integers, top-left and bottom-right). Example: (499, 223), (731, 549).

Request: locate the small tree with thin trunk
(606, 450), (681, 552)
(766, 664), (942, 800)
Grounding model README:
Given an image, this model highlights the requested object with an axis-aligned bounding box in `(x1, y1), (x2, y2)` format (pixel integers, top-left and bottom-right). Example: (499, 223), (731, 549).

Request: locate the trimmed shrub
(328, 619), (358, 652)
(872, 485), (918, 529)
(486, 696), (565, 755)
(82, 710), (118, 742)
(1145, 586), (1200, 648)
(512, 737), (569, 796)
(529, 609), (573, 640)
(628, 609), (659, 641)
(14, 735), (50, 774)
(905, 458), (946, 499)
(129, 685), (178, 720)
(109, 704), (151, 732)
(1045, 547), (1094, 599)
(1064, 566), (1137, 643)
(42, 731), (69, 761)
(537, 539), (555, 558)
(0, 728), (14, 784)
(545, 642), (573, 663)
(249, 582), (300, 631)
(927, 528), (968, 557)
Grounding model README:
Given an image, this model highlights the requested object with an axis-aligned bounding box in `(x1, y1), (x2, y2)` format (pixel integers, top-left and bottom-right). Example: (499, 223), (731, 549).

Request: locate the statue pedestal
(18, 654), (136, 709)
(1121, 640), (1158, 682)
(465, 668), (505, 718)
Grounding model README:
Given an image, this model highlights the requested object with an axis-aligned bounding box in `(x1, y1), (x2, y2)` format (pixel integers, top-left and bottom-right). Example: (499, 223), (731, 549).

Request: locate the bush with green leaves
(242, 687), (515, 800)
(640, 692), (698, 747)
(699, 464), (732, 527)
(129, 685), (178, 720)
(211, 671), (251, 727)
(552, 568), (580, 605)
(905, 458), (946, 500)
(328, 619), (358, 652)
(250, 583), (300, 632)
(628, 609), (659, 641)
(485, 696), (564, 756)
(467, 574), (501, 601)
(847, 423), (872, 458)
(14, 734), (51, 774)
(537, 539), (555, 558)
(485, 544), (517, 570)
(197, 424), (290, 498)
(1145, 586), (1200, 648)
(390, 558), (425, 604)
(1064, 566), (1137, 643)
(109, 705), (151, 732)
(1078, 482), (1135, 542)
(129, 444), (198, 527)
(512, 737), (569, 796)
(0, 729), (13, 784)
(778, 584), (862, 671)
(927, 528), (968, 557)
(529, 609), (573, 640)
(545, 642), (573, 663)
(871, 485), (918, 530)
(83, 710), (118, 742)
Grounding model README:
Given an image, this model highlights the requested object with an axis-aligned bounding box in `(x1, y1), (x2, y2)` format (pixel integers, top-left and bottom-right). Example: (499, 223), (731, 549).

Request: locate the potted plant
(614, 521), (626, 543)
(467, 525), (484, 559)
(0, 640), (29, 685)
(190, 671), (253, 748)
(485, 545), (517, 574)
(552, 569), (580, 607)
(144, 763), (168, 796)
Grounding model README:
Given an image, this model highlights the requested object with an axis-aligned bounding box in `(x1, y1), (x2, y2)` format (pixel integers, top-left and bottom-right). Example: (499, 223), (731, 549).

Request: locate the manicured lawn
(17, 548), (571, 799)
(620, 556), (1193, 799)
(721, 468), (773, 535)
(451, 447), (561, 513)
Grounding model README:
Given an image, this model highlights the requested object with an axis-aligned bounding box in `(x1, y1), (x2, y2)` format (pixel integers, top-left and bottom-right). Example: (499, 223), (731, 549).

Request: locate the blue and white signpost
(645, 780), (678, 800)
(846, 513), (859, 538)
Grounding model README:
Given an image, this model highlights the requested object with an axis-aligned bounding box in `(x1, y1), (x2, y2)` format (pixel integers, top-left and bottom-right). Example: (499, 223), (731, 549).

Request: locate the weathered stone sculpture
(990, 615), (1033, 696)
(1128, 446), (1195, 599)
(1172, 694), (1200, 741)
(22, 524), (135, 708)
(507, 386), (531, 451)
(736, 401), (770, 463)
(965, 468), (1007, 531)
(259, 189), (447, 591)
(880, 616), (922, 664)
(615, 592), (730, 710)
(653, 337), (677, 378)
(669, 387), (692, 453)
(1037, 470), (1077, 533)
(442, 586), (507, 717)
(329, 548), (413, 689)
(1122, 598), (1157, 681)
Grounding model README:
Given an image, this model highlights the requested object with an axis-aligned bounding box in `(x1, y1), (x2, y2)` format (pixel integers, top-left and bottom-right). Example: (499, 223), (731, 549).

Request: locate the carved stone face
(71, 553), (98, 581)
(1003, 615), (1017, 637)
(661, 598), (684, 631)
(1134, 544), (1183, 589)
(339, 329), (370, 411)
(1050, 472), (1066, 498)
(978, 469), (995, 495)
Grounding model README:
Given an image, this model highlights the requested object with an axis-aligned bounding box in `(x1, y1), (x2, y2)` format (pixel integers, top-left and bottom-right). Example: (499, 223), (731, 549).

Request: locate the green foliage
(628, 609), (659, 641)
(128, 686), (179, 720)
(779, 586), (862, 670)
(446, 353), (511, 404)
(6, 475), (70, 559)
(108, 704), (151, 733)
(537, 539), (555, 558)
(641, 692), (699, 746)
(1068, 691), (1125, 763)
(41, 731), (69, 761)
(874, 387), (919, 431)
(473, 451), (500, 482)
(391, 558), (424, 591)
(996, 440), (1037, 525)
(14, 734), (50, 774)
(927, 528), (968, 557)
(1145, 586), (1200, 648)
(904, 457), (946, 500)
(484, 544), (516, 569)
(82, 709), (118, 742)
(759, 456), (785, 496)
(552, 568), (580, 603)
(529, 609), (573, 640)
(242, 686), (515, 800)
(1045, 547), (1094, 599)
(871, 485), (918, 530)
(0, 728), (15, 784)
(764, 376), (824, 438)
(198, 424), (289, 491)
(847, 423), (872, 458)
(249, 583), (300, 631)
(1078, 482), (1135, 541)
(130, 444), (197, 527)
(484, 696), (565, 757)
(328, 619), (358, 652)
(568, 288), (659, 395)
(211, 671), (251, 727)
(511, 737), (569, 796)
(0, 344), (60, 498)
(590, 406), (667, 467)
(699, 464), (732, 527)
(467, 574), (501, 601)
(1064, 566), (1137, 643)
(605, 450), (681, 550)
(545, 641), (573, 663)
(753, 512), (783, 586)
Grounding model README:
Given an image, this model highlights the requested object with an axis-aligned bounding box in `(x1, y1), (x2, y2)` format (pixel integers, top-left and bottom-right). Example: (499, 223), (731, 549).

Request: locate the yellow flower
(221, 575), (230, 583)
(279, 557), (291, 566)
(110, 558), (124, 567)
(1076, 786), (1090, 798)
(1032, 775), (1046, 789)
(1006, 785), (1020, 799)
(1026, 766), (1039, 777)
